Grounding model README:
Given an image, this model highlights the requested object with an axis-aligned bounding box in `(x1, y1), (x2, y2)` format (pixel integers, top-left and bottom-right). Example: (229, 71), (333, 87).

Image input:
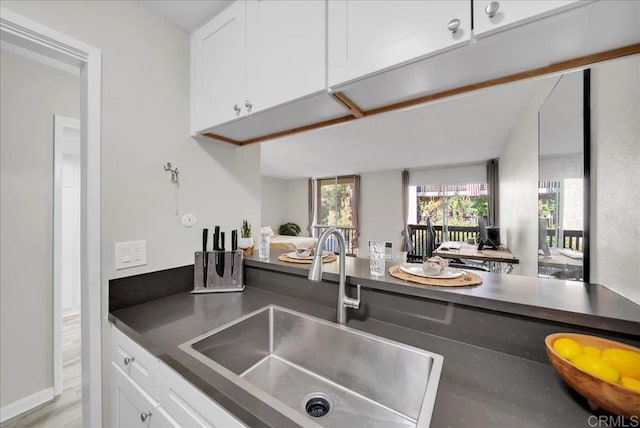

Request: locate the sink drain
(303, 393), (332, 418)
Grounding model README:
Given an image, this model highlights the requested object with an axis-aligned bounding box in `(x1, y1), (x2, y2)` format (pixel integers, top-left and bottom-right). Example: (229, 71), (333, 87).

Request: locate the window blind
(408, 163), (486, 186)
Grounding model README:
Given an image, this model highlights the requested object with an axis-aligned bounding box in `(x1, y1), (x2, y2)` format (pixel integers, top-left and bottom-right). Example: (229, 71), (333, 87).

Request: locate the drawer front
(112, 363), (157, 428)
(112, 326), (159, 399)
(158, 362), (246, 428)
(150, 406), (179, 428)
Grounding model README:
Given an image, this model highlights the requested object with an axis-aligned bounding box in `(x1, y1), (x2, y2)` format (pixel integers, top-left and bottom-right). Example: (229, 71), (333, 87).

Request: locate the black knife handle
(202, 228), (208, 252)
(214, 226), (220, 251)
(231, 230), (238, 251)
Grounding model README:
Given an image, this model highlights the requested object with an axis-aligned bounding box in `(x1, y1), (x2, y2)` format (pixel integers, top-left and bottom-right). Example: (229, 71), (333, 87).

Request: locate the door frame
(1, 8), (103, 427)
(53, 114), (81, 396)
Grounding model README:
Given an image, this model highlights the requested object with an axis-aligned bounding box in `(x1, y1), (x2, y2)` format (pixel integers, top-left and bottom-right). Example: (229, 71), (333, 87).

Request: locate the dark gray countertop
(245, 251), (640, 335)
(110, 286), (605, 428)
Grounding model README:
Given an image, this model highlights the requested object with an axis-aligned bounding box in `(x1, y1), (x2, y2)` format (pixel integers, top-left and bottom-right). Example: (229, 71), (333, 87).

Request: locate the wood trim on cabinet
(200, 44), (640, 146)
(330, 92), (364, 118)
(202, 133), (242, 145)
(365, 43), (640, 117)
(238, 115), (357, 145)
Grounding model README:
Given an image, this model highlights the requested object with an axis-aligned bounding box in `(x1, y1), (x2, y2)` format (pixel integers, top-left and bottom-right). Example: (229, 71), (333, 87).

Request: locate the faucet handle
(345, 284), (361, 309)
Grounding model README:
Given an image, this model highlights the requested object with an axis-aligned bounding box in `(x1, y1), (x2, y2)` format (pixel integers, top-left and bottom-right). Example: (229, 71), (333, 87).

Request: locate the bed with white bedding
(261, 227), (317, 252)
(269, 235), (318, 251)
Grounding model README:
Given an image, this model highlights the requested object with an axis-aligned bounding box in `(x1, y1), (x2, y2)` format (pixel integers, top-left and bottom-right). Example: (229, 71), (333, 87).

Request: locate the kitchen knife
(202, 228), (208, 288)
(213, 226), (220, 251)
(231, 230), (238, 275)
(217, 231), (225, 278)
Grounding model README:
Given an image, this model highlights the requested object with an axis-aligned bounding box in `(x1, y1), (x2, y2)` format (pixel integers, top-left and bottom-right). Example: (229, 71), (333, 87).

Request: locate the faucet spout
(308, 227), (360, 324)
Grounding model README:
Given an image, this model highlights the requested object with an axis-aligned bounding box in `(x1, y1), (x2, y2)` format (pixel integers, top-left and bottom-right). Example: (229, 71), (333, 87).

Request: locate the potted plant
(278, 222), (301, 236)
(238, 219), (253, 255)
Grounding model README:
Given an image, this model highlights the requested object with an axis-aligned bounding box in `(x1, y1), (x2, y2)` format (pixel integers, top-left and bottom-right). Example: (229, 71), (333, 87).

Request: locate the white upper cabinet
(247, 0), (326, 114)
(192, 1), (247, 133)
(328, 1), (471, 87)
(191, 0), (328, 135)
(473, 0), (581, 37)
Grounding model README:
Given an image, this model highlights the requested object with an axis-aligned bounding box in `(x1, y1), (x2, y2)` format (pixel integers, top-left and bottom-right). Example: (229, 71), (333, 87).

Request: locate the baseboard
(0, 387), (54, 423)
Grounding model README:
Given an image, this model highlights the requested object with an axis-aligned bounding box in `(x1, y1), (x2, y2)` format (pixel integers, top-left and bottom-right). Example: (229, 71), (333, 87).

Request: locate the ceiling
(138, 1), (233, 32)
(261, 79), (537, 179)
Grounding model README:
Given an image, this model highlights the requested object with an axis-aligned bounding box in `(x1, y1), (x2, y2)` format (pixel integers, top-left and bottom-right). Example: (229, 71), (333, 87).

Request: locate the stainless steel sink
(180, 305), (443, 427)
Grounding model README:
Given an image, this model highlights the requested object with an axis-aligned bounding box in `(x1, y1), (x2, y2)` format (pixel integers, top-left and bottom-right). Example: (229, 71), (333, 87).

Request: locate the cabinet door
(192, 1), (247, 132)
(112, 363), (159, 428)
(112, 326), (159, 399)
(247, 0), (326, 113)
(158, 362), (246, 428)
(328, 1), (470, 87)
(474, 0), (580, 36)
(150, 407), (178, 428)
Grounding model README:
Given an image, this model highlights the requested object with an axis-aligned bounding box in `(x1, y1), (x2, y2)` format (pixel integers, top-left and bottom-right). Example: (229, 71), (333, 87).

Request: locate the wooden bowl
(545, 333), (640, 418)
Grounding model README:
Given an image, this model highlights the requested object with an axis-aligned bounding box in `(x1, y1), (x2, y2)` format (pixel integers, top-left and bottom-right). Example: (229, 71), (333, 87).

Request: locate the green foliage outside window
(319, 183), (354, 226)
(418, 194), (487, 227)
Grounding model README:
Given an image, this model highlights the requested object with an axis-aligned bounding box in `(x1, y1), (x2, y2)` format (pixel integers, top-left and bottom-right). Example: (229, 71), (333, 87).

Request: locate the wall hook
(164, 162), (179, 184)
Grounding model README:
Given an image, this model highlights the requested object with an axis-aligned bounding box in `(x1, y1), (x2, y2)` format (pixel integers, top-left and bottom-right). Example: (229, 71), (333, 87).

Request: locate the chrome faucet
(308, 227), (360, 325)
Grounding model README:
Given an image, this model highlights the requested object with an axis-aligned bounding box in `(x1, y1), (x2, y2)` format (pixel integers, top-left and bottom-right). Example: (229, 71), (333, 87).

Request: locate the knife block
(192, 250), (245, 294)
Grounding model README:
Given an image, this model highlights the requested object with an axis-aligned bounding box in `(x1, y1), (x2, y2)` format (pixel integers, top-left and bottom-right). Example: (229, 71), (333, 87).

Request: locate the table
(433, 242), (519, 273)
(538, 248), (583, 280)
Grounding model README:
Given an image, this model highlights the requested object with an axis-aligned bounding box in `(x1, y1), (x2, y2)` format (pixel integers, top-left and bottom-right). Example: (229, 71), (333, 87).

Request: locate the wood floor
(1, 314), (82, 428)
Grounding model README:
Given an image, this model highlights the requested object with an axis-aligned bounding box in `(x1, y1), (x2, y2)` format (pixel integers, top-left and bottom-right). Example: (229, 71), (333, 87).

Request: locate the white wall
(284, 179), (310, 236)
(539, 154), (582, 181)
(0, 51), (80, 407)
(590, 56), (640, 304)
(260, 176), (288, 232)
(261, 176), (310, 236)
(1, 1), (261, 422)
(499, 77), (559, 276)
(358, 170), (404, 259)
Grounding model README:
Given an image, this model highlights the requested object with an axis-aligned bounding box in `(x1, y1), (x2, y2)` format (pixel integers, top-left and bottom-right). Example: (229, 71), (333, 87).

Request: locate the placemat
(388, 265), (482, 287)
(278, 253), (337, 264)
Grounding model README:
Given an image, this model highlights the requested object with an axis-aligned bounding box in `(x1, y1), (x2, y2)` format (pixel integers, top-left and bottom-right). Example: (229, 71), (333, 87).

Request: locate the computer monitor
(477, 216), (499, 250)
(478, 216), (488, 243)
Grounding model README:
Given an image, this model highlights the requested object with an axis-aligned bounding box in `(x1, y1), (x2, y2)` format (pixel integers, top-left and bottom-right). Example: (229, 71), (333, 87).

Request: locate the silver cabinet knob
(244, 100), (252, 113)
(233, 104), (241, 114)
(485, 1), (500, 18)
(123, 356), (135, 366)
(140, 411), (152, 422)
(447, 18), (461, 33)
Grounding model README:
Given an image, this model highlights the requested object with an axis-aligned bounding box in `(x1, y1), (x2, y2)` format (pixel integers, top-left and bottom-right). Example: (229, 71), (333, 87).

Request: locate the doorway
(54, 115), (82, 411)
(0, 8), (102, 427)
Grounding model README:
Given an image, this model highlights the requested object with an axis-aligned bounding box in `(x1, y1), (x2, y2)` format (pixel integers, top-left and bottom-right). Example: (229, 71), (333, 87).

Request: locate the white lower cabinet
(111, 326), (245, 428)
(158, 363), (245, 428)
(112, 363), (177, 428)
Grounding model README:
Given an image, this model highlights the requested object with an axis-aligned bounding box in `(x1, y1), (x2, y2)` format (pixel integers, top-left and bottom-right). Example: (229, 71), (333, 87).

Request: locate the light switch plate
(115, 240), (147, 270)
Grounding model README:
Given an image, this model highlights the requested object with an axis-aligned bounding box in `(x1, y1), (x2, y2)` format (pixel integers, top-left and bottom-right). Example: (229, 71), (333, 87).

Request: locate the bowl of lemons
(545, 333), (640, 418)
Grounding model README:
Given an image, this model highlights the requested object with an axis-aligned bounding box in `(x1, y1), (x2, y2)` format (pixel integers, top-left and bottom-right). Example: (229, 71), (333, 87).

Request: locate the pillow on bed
(260, 226), (275, 236)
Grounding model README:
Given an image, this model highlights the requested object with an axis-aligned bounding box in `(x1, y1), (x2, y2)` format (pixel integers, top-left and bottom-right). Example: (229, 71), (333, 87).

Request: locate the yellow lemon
(620, 376), (640, 393)
(553, 338), (583, 360)
(572, 354), (620, 382)
(602, 348), (640, 378)
(582, 345), (602, 357)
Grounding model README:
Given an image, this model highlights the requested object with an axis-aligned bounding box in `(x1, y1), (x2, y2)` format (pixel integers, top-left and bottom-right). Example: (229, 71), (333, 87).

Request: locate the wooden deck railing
(562, 230), (583, 251)
(314, 226), (357, 256)
(408, 224), (479, 260)
(545, 229), (583, 250)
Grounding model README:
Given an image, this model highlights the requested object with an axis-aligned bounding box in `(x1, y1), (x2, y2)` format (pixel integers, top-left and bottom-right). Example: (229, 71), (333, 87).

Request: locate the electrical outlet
(115, 240), (147, 269)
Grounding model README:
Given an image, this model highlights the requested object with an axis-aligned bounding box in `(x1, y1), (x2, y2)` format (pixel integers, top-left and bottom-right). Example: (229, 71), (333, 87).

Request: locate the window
(414, 182), (488, 243)
(313, 175), (359, 255)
